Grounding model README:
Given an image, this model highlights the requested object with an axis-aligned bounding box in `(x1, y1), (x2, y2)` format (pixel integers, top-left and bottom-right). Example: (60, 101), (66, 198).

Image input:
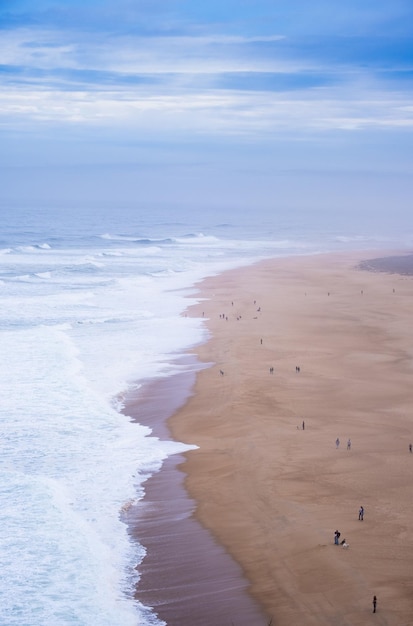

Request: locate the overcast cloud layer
(1, 0), (413, 211)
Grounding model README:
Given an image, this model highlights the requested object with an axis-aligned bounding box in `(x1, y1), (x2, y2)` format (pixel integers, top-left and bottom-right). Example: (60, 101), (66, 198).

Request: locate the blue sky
(1, 0), (413, 213)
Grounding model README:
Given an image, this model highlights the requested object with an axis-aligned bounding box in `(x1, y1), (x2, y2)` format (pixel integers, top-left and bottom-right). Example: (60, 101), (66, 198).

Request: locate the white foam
(0, 321), (192, 625)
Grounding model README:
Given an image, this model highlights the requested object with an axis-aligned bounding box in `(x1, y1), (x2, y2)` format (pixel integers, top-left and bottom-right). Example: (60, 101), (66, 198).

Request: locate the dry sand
(167, 250), (413, 625)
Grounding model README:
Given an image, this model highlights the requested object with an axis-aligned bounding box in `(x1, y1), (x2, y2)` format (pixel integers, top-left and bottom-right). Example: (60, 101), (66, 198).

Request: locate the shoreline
(167, 249), (413, 625)
(123, 367), (266, 625)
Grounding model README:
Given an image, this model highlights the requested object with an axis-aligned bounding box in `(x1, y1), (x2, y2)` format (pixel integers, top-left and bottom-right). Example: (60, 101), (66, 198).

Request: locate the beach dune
(167, 251), (413, 625)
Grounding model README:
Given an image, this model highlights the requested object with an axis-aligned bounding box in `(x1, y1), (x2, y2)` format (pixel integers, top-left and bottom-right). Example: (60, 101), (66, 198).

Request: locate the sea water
(0, 203), (411, 626)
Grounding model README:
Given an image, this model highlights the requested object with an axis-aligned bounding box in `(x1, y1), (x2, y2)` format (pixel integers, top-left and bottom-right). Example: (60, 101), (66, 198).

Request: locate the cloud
(2, 78), (413, 140)
(0, 28), (289, 75)
(1, 2), (413, 145)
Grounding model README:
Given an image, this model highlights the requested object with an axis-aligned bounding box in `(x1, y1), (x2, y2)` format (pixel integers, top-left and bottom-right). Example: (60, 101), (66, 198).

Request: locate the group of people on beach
(334, 507), (378, 613)
(217, 296), (392, 617)
(334, 506), (364, 544)
(335, 437), (351, 449)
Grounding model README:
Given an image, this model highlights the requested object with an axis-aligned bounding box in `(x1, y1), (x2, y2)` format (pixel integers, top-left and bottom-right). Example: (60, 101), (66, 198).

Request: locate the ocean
(0, 203), (411, 626)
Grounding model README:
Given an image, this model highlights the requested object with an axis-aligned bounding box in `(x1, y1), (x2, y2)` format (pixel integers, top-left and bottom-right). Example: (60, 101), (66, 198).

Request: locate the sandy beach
(162, 250), (413, 625)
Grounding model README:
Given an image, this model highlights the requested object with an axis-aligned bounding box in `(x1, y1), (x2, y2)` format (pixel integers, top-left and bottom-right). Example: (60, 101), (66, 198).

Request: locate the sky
(1, 0), (413, 215)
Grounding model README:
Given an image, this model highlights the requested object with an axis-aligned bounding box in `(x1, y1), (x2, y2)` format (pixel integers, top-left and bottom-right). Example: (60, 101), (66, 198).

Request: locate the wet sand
(166, 250), (413, 625)
(124, 371), (266, 625)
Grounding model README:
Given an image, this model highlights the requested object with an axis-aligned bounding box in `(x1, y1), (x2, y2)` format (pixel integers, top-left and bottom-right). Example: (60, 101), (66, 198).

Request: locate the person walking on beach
(409, 443), (412, 453)
(373, 595), (377, 613)
(302, 420), (305, 430)
(336, 437), (340, 449)
(347, 438), (351, 450)
(334, 530), (341, 545)
(359, 506), (364, 521)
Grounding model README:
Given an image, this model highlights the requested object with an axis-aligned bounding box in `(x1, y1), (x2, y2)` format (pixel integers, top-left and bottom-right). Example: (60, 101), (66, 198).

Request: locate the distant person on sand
(336, 438), (340, 449)
(409, 443), (412, 453)
(358, 506), (364, 521)
(334, 530), (341, 545)
(347, 438), (351, 450)
(302, 420), (305, 430)
(373, 595), (377, 613)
